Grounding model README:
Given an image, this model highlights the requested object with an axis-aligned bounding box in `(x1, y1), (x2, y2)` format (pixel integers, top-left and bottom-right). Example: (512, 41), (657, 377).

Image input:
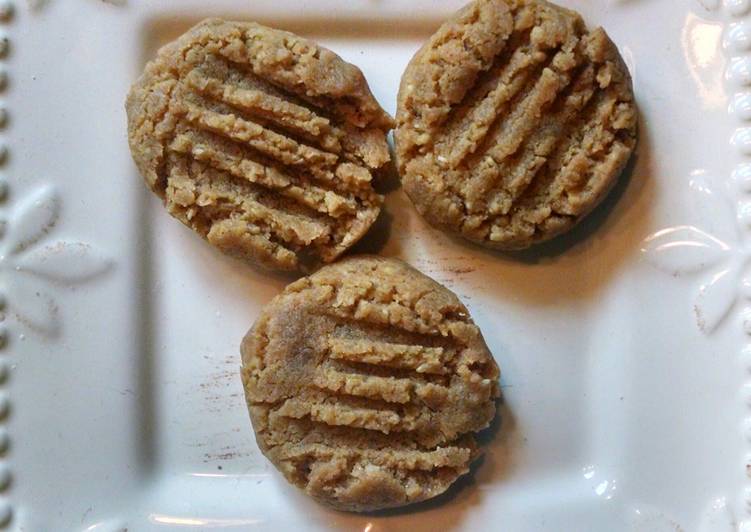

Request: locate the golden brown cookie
(241, 256), (499, 512)
(395, 0), (637, 250)
(126, 18), (394, 271)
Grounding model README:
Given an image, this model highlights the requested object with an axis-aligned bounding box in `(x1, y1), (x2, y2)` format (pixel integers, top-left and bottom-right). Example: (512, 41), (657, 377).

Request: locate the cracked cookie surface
(241, 256), (499, 512)
(126, 18), (393, 271)
(395, 0), (637, 250)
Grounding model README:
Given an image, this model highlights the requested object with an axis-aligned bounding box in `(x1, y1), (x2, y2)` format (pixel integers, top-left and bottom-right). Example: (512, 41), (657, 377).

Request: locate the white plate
(5, 0), (749, 529)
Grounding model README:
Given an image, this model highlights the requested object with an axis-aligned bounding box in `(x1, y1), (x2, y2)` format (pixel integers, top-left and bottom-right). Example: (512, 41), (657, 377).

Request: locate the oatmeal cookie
(395, 0), (637, 249)
(127, 18), (393, 271)
(241, 256), (499, 511)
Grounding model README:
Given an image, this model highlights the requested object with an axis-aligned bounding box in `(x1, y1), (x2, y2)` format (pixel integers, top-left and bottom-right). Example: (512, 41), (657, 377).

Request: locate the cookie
(126, 18), (394, 271)
(395, 0), (637, 250)
(240, 256), (499, 512)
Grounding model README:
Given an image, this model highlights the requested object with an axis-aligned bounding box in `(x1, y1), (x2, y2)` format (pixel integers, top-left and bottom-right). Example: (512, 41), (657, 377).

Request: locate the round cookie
(241, 256), (499, 512)
(127, 18), (394, 271)
(395, 0), (637, 250)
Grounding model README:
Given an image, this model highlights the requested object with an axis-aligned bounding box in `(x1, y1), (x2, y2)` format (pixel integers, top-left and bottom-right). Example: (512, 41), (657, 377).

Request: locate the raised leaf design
(4, 184), (59, 255)
(697, 496), (736, 532)
(690, 171), (739, 243)
(0, 182), (114, 338)
(6, 277), (60, 338)
(695, 264), (741, 334)
(78, 519), (129, 532)
(630, 504), (684, 531)
(15, 241), (113, 284)
(641, 225), (731, 275)
(28, 0), (126, 11)
(697, 0), (720, 11)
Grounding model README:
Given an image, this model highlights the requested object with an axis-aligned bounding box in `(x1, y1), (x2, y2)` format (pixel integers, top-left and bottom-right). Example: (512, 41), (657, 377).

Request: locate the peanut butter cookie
(395, 0), (637, 249)
(241, 256), (499, 511)
(127, 18), (393, 271)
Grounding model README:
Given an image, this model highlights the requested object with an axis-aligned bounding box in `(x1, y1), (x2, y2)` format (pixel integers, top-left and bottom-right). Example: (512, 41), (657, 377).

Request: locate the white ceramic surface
(5, 0), (748, 530)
